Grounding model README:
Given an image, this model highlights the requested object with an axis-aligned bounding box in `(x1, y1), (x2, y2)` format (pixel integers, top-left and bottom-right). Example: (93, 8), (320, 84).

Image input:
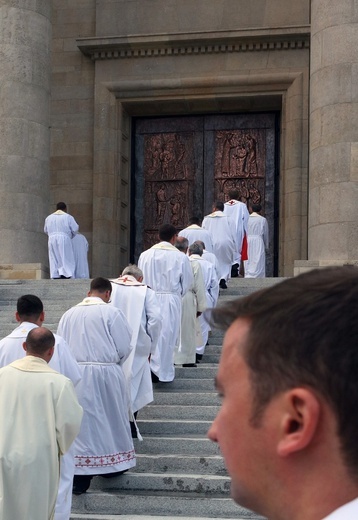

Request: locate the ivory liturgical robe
(110, 275), (162, 413)
(44, 210), (79, 278)
(57, 297), (136, 475)
(0, 356), (82, 520)
(189, 254), (219, 356)
(138, 241), (193, 382)
(174, 257), (207, 365)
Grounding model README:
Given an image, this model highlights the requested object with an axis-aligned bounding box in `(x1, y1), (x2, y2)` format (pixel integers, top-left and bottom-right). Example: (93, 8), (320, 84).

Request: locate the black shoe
(182, 363), (197, 367)
(196, 354), (203, 363)
(231, 263), (239, 277)
(72, 475), (93, 495)
(219, 279), (228, 289)
(151, 371), (160, 383)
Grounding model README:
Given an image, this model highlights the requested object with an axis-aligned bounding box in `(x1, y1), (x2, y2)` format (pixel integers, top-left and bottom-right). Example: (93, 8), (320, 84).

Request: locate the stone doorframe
(78, 33), (309, 277)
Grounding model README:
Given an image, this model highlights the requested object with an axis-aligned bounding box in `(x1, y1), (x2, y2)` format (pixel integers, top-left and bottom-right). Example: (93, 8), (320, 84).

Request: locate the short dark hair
(17, 295), (43, 320)
(211, 266), (358, 477)
(25, 327), (55, 355)
(251, 203), (262, 212)
(214, 201), (224, 212)
(188, 216), (201, 226)
(228, 189), (239, 199)
(56, 202), (67, 211)
(159, 224), (177, 242)
(90, 277), (112, 293)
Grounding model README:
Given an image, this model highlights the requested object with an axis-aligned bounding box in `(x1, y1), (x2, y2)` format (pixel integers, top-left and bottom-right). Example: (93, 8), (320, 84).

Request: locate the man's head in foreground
(208, 266), (358, 520)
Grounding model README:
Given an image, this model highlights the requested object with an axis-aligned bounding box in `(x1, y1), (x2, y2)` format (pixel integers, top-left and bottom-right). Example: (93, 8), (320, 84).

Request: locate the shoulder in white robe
(0, 356), (82, 520)
(178, 224), (214, 252)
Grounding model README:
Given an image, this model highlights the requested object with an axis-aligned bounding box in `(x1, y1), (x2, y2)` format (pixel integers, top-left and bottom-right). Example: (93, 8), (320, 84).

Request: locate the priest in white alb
(202, 201), (237, 289)
(110, 264), (162, 417)
(57, 277), (135, 495)
(188, 242), (219, 361)
(44, 201), (79, 279)
(138, 224), (193, 382)
(224, 188), (249, 276)
(244, 203), (269, 278)
(72, 232), (90, 278)
(0, 327), (82, 520)
(174, 237), (207, 367)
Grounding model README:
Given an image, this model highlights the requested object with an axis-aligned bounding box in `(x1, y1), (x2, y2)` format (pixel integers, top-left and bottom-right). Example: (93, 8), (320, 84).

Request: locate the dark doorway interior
(132, 113), (279, 276)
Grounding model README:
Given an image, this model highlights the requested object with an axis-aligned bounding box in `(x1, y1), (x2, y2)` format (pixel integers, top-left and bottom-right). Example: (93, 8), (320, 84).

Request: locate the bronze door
(133, 113), (278, 275)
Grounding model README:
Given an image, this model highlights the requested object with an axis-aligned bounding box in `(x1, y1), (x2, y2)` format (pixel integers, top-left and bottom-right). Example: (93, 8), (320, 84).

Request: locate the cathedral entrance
(132, 113), (279, 275)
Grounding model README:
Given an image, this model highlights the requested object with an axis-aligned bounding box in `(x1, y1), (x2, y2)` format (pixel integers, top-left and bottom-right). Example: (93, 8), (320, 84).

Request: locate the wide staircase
(0, 277), (284, 520)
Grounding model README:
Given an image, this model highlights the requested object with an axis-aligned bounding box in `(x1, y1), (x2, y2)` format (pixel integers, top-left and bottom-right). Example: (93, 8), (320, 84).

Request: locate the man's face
(208, 318), (275, 515)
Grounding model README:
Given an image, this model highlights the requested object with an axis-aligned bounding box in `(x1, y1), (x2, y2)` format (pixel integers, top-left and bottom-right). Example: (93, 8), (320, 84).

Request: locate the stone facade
(0, 0), (356, 278)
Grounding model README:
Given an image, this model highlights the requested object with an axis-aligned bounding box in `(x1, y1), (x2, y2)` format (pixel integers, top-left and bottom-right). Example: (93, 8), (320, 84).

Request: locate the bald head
(174, 236), (189, 253)
(24, 327), (55, 362)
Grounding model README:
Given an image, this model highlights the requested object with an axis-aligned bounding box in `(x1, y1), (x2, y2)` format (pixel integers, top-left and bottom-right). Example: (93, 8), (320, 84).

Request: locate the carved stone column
(0, 2), (52, 276)
(305, 0), (358, 270)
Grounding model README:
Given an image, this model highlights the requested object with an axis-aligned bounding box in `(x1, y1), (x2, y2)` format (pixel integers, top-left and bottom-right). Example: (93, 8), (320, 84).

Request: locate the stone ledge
(294, 259), (358, 276)
(0, 263), (49, 280)
(77, 26), (310, 61)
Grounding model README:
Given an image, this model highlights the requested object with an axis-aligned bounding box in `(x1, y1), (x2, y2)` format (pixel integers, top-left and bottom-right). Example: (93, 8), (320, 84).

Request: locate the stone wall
(51, 0), (311, 276)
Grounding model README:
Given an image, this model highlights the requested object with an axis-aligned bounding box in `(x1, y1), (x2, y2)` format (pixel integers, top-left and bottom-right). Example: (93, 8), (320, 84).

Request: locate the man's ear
(15, 311), (21, 323)
(22, 341), (27, 352)
(277, 388), (320, 457)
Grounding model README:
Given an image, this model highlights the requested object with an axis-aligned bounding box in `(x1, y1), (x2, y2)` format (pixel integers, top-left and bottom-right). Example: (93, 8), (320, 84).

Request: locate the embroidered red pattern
(75, 449), (136, 468)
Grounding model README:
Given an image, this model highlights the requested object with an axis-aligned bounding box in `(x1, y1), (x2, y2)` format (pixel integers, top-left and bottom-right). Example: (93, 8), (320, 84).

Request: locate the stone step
(71, 491), (261, 519)
(140, 405), (219, 421)
(90, 472), (230, 495)
(138, 419), (211, 436)
(133, 454), (227, 476)
(71, 515), (251, 520)
(153, 379), (216, 392)
(175, 366), (217, 379)
(152, 392), (220, 406)
(133, 436), (220, 456)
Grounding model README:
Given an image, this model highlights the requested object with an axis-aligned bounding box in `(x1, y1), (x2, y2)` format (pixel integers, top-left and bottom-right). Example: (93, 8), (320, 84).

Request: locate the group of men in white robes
(0, 326), (82, 520)
(0, 295), (82, 520)
(0, 269), (163, 515)
(44, 202), (89, 279)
